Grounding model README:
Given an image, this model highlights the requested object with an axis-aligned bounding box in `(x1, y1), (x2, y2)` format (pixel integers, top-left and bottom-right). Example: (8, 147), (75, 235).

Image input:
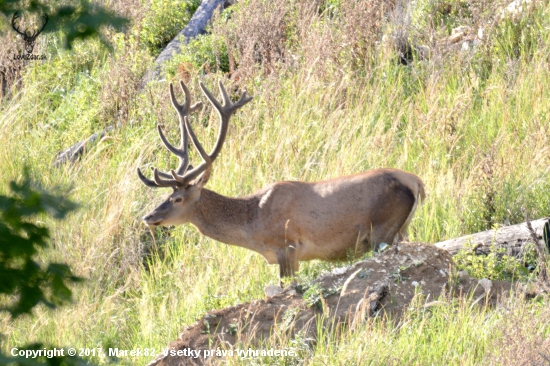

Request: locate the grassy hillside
(1, 0), (549, 364)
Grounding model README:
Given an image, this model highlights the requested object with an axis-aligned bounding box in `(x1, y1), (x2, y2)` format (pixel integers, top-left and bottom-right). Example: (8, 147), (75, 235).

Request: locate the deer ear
(192, 166), (211, 189)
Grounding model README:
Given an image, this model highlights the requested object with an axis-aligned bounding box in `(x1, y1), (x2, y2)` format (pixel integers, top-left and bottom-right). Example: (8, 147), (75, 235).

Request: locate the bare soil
(147, 243), (512, 366)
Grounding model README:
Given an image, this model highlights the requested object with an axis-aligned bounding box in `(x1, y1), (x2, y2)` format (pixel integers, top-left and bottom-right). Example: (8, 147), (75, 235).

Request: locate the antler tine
(218, 80), (232, 107)
(169, 82), (184, 111)
(181, 80), (203, 113)
(170, 81), (203, 116)
(235, 90), (253, 109)
(217, 80), (253, 115)
(156, 124), (189, 176)
(184, 116), (211, 164)
(157, 124), (185, 156)
(137, 167), (160, 187)
(33, 13), (48, 37)
(11, 12), (27, 37)
(137, 166), (180, 188)
(199, 81), (252, 160)
(153, 168), (180, 187)
(198, 82), (223, 111)
(151, 166), (175, 179)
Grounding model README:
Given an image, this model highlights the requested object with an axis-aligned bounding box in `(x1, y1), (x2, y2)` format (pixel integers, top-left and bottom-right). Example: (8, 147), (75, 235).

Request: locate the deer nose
(143, 214), (162, 227)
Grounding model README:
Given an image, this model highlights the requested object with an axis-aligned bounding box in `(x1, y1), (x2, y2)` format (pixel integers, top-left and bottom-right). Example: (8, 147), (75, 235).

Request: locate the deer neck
(189, 188), (258, 247)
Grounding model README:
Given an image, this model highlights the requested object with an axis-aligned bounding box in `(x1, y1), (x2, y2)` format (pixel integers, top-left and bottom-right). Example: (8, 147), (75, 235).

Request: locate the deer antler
(176, 81), (252, 185)
(31, 13), (48, 38)
(137, 80), (252, 188)
(11, 12), (48, 38)
(137, 81), (202, 187)
(11, 12), (27, 37)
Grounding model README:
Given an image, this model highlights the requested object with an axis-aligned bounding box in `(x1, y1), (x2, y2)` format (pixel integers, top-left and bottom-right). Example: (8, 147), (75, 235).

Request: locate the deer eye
(174, 197), (183, 203)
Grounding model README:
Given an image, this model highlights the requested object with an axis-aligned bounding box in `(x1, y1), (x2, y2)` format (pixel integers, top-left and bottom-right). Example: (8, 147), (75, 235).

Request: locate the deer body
(139, 80), (425, 281)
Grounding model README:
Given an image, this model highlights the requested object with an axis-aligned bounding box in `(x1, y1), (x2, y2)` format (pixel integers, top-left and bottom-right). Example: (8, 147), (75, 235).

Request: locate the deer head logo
(11, 11), (49, 54)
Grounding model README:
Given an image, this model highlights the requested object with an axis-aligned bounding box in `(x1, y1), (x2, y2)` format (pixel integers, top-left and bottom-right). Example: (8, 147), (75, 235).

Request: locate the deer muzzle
(143, 213), (162, 227)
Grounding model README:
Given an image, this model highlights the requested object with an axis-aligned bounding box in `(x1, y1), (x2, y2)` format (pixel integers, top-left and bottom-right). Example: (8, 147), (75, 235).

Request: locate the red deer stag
(138, 80), (426, 282)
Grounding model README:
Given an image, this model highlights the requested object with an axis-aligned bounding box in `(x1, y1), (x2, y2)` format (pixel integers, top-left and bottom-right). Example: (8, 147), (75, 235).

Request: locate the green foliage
(140, 0), (200, 54)
(390, 265), (411, 283)
(165, 33), (229, 77)
(453, 242), (533, 281)
(301, 283), (340, 309)
(492, 10), (543, 60)
(0, 169), (80, 318)
(0, 0), (129, 50)
(0, 170), (89, 365)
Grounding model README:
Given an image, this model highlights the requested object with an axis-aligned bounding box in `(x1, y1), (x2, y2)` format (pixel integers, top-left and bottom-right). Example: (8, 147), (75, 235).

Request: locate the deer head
(138, 80), (252, 227)
(11, 11), (49, 54)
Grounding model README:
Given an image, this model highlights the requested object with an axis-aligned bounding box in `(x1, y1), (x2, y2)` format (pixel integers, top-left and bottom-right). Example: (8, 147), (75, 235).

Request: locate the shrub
(164, 33), (229, 78)
(453, 242), (534, 281)
(140, 0), (200, 54)
(210, 0), (393, 83)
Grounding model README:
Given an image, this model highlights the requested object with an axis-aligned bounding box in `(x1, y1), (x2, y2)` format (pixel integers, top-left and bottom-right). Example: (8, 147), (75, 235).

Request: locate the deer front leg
(277, 246), (298, 287)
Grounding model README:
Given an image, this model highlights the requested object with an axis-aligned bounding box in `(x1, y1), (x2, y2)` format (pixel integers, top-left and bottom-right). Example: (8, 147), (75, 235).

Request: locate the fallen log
(141, 0), (228, 85)
(435, 217), (550, 257)
(54, 125), (115, 166)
